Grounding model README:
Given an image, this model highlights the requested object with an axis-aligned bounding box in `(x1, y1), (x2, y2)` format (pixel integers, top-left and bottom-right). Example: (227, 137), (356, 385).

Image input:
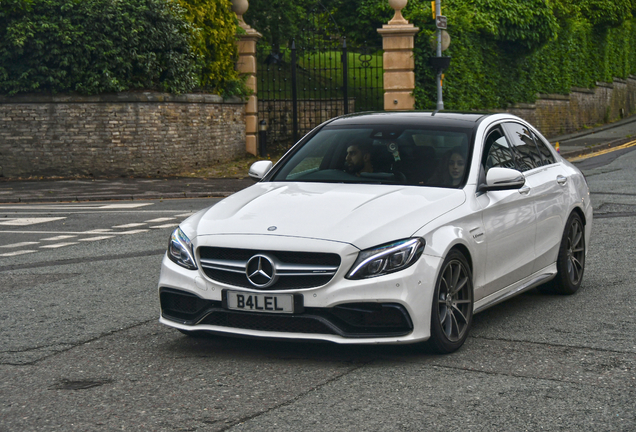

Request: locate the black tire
(426, 250), (474, 354)
(543, 212), (586, 295)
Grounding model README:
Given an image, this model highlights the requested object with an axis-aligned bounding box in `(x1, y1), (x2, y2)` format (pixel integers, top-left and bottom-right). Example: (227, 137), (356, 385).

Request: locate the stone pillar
(377, 0), (419, 111)
(232, 0), (262, 155)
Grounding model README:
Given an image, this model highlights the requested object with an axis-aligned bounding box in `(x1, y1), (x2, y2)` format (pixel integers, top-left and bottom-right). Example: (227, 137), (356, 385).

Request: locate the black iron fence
(257, 38), (383, 153)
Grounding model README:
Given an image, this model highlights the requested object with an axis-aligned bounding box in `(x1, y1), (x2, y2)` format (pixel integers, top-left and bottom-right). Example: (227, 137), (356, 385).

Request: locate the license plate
(226, 291), (294, 314)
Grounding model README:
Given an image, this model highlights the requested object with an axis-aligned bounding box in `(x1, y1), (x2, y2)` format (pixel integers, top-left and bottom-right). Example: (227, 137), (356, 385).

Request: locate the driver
(345, 141), (373, 175)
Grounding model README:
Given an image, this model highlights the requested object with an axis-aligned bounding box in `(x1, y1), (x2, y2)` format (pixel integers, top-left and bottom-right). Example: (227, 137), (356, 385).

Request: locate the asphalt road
(1, 148), (635, 431)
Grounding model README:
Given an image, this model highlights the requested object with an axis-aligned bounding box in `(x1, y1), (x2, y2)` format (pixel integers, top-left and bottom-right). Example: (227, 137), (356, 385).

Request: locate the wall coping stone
(596, 81), (614, 89)
(511, 103), (536, 110)
(0, 92), (244, 104)
(536, 93), (570, 101)
(571, 87), (595, 94)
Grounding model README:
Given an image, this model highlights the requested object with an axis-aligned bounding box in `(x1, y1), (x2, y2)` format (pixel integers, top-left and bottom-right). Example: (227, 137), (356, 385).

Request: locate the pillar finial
(388, 0), (409, 25)
(232, 0), (249, 27)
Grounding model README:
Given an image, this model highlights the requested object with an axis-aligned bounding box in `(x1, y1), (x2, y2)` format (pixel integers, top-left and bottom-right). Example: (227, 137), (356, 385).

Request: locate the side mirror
(483, 167), (525, 191)
(248, 160), (273, 181)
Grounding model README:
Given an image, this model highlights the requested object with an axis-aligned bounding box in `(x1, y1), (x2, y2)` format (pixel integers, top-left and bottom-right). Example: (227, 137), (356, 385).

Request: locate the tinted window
(482, 127), (516, 172)
(270, 125), (472, 187)
(533, 133), (556, 165)
(503, 122), (543, 171)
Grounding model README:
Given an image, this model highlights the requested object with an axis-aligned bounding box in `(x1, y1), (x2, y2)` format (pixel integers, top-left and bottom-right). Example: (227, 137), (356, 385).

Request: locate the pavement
(2, 115), (636, 204)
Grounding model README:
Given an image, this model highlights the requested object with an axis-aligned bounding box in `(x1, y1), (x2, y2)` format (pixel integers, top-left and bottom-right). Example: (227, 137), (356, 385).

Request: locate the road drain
(51, 378), (113, 390)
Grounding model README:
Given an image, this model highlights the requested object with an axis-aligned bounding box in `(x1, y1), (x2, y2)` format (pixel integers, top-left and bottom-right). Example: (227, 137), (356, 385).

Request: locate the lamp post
(435, 0), (443, 111)
(429, 0), (450, 111)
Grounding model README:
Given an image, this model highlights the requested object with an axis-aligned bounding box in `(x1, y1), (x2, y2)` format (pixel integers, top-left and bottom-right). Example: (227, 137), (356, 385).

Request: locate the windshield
(270, 125), (473, 187)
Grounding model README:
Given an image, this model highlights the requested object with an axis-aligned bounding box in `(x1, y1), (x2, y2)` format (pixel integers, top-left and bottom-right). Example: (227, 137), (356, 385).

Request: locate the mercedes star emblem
(245, 254), (278, 288)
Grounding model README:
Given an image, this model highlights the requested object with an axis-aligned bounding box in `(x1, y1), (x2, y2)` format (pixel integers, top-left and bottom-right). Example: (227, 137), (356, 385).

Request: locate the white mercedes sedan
(158, 112), (592, 353)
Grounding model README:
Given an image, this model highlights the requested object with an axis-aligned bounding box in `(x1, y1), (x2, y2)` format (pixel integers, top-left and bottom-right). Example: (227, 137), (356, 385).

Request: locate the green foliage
(326, 0), (392, 46)
(244, 0), (316, 46)
(177, 0), (248, 96)
(245, 0), (391, 47)
(468, 0), (559, 50)
(579, 0), (633, 27)
(0, 0), (200, 95)
(241, 0), (636, 109)
(0, 0), (249, 97)
(406, 0), (636, 110)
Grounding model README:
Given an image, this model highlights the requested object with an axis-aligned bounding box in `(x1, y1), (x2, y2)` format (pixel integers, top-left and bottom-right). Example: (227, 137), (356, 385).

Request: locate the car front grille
(198, 247), (341, 290)
(160, 288), (413, 338)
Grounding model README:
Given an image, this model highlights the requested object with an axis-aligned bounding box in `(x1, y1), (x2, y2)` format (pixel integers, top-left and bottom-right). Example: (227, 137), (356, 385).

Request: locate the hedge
(0, 0), (247, 96)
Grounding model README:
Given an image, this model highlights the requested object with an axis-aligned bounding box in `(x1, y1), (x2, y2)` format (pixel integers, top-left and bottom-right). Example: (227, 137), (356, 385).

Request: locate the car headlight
(168, 227), (197, 270)
(346, 238), (425, 280)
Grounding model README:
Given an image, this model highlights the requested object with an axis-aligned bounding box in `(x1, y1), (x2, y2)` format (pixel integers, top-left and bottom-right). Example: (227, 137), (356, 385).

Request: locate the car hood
(186, 182), (465, 250)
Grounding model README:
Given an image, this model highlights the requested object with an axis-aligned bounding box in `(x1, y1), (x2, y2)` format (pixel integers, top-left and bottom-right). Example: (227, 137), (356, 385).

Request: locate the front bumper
(157, 235), (442, 344)
(160, 287), (413, 338)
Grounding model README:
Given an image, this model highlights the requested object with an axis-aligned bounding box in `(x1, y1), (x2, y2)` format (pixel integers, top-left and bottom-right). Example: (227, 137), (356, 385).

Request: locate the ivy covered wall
(402, 0), (636, 110)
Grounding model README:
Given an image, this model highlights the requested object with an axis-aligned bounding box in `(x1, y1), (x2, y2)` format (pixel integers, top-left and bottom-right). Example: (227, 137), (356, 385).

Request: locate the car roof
(325, 111), (494, 129)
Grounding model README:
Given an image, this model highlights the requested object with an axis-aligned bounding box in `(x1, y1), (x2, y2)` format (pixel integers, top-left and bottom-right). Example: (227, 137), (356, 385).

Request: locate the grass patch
(177, 152), (284, 179)
(258, 49), (383, 105)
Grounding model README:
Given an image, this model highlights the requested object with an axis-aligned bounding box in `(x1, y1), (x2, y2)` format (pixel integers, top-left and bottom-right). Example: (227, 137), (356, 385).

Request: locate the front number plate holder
(222, 290), (304, 314)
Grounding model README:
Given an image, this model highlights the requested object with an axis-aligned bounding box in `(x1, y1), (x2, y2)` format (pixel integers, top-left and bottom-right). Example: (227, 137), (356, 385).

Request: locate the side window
(482, 127), (516, 172)
(503, 122), (543, 171)
(533, 133), (556, 165)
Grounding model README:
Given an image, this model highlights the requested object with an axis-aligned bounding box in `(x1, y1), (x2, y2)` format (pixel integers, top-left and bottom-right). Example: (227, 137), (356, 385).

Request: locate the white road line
(99, 203), (154, 209)
(150, 223), (179, 229)
(0, 230), (152, 235)
(41, 235), (77, 241)
(175, 213), (196, 218)
(39, 242), (79, 249)
(0, 241), (40, 248)
(112, 223), (147, 228)
(78, 236), (115, 242)
(118, 229), (149, 235)
(84, 229), (113, 233)
(0, 250), (38, 257)
(0, 217), (66, 226)
(144, 217), (176, 223)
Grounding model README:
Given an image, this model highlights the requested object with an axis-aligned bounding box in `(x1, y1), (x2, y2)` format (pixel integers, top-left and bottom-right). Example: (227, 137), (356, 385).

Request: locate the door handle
(519, 185), (531, 195)
(557, 175), (567, 186)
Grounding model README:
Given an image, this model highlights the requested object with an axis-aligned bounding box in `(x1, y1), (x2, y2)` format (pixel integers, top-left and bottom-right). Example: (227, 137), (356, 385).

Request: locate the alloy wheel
(566, 218), (585, 286)
(437, 259), (472, 342)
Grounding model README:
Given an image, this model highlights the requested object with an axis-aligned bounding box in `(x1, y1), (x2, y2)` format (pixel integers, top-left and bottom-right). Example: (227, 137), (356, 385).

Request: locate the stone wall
(0, 93), (245, 178)
(508, 76), (636, 138)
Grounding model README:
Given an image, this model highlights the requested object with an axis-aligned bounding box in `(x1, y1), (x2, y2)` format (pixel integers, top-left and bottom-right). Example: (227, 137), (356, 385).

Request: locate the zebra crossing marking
(0, 217), (66, 226)
(0, 241), (40, 248)
(41, 235), (77, 241)
(40, 242), (78, 249)
(0, 250), (37, 257)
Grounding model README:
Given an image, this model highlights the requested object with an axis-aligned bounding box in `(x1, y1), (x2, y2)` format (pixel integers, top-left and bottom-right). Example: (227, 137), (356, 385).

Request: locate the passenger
(434, 147), (467, 187)
(345, 142), (373, 175)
